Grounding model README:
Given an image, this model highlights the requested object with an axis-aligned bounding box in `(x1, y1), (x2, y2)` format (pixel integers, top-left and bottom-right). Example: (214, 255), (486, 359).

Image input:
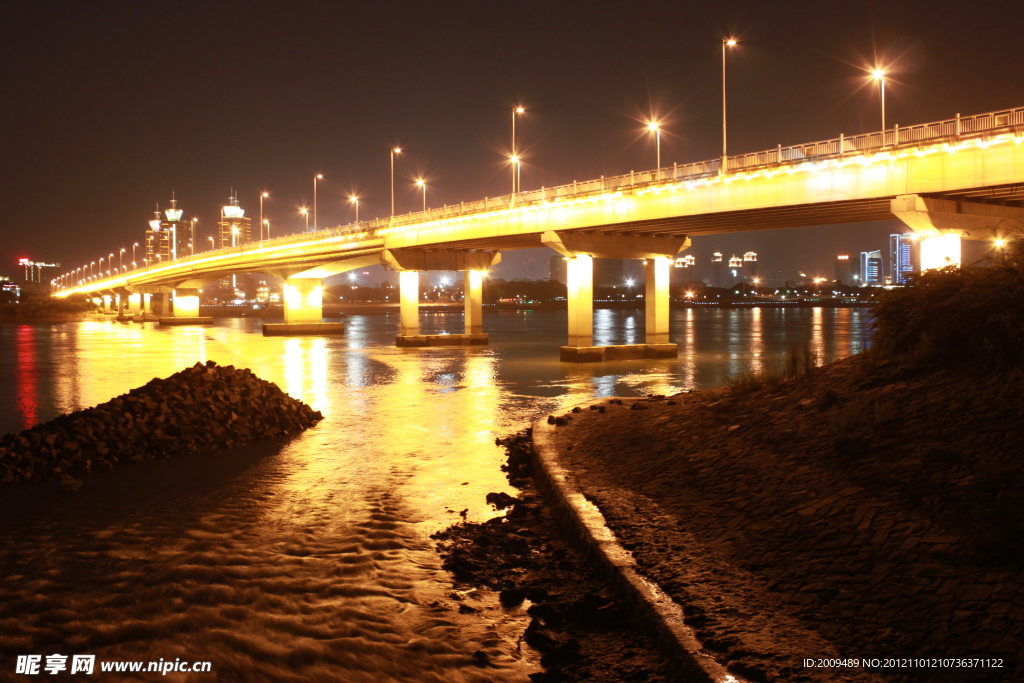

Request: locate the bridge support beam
(891, 195), (1023, 271)
(383, 249), (500, 347)
(127, 293), (142, 317)
(263, 277), (345, 336)
(543, 231), (688, 361)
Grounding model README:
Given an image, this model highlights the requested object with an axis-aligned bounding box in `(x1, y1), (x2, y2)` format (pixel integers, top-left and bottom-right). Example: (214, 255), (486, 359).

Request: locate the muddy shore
(541, 356), (1024, 682)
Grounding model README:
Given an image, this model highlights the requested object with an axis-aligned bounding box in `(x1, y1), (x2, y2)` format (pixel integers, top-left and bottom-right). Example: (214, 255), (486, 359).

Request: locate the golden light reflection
(810, 307), (825, 364)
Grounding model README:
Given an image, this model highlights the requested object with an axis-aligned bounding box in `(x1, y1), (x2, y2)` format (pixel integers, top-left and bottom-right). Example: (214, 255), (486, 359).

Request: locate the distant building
(672, 254), (695, 284)
(835, 254), (855, 284)
(145, 196), (194, 266)
(743, 251), (758, 280)
(711, 252), (724, 287)
(860, 250), (883, 286)
(218, 192), (252, 249)
(889, 233), (920, 284)
(548, 254), (567, 284)
(18, 258), (60, 284)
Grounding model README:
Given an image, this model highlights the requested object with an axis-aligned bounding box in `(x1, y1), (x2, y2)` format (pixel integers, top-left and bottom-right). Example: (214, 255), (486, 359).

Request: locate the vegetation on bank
(0, 293), (95, 319)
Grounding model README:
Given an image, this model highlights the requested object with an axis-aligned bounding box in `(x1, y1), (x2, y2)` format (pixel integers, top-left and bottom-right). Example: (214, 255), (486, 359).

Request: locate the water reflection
(0, 309), (871, 681)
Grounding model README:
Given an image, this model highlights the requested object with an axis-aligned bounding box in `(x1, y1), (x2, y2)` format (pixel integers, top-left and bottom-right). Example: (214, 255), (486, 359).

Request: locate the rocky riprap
(432, 433), (676, 683)
(0, 360), (323, 484)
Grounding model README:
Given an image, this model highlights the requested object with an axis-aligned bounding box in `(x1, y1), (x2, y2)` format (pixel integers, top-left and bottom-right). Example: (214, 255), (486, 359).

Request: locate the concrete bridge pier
(263, 277), (345, 336)
(383, 249), (500, 347)
(891, 195), (1023, 270)
(127, 293), (143, 318)
(543, 231), (689, 362)
(159, 288), (213, 325)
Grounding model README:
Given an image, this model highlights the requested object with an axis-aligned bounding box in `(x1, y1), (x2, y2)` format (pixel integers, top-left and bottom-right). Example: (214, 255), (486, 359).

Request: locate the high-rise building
(860, 250), (883, 286)
(743, 251), (758, 280)
(18, 258), (60, 284)
(835, 255), (855, 284)
(889, 233), (920, 284)
(145, 197), (194, 266)
(218, 192), (252, 249)
(711, 252), (724, 287)
(548, 254), (567, 283)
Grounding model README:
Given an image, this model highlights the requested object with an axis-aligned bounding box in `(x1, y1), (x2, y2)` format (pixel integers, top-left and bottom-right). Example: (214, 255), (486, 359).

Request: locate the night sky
(4, 0), (1023, 285)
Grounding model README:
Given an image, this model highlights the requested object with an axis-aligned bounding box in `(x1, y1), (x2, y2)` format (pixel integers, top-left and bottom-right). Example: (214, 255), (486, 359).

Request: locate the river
(0, 307), (869, 681)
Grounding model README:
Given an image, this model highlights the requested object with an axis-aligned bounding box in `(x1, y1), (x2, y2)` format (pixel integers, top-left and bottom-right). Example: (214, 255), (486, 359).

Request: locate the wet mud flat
(432, 433), (678, 683)
(547, 356), (1024, 683)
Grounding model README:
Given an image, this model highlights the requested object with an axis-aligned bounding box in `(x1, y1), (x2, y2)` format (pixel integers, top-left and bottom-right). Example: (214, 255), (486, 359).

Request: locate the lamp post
(132, 242), (139, 267)
(512, 106), (525, 192)
(349, 195), (360, 223)
(208, 236), (215, 251)
(99, 257), (104, 278)
(415, 179), (427, 211)
(871, 69), (887, 130)
(646, 120), (662, 169)
(722, 38), (737, 160)
(313, 175), (322, 232)
(300, 207), (309, 232)
(190, 218), (197, 255)
(391, 148), (402, 215)
(119, 248), (125, 271)
(263, 219), (270, 240)
(509, 155), (521, 196)
(260, 191), (269, 241)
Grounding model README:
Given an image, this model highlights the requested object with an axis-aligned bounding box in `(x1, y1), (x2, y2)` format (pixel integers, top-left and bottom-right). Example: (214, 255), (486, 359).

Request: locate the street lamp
(722, 38), (738, 159)
(509, 155), (521, 196)
(132, 242), (139, 266)
(512, 106), (525, 192)
(646, 120), (662, 169)
(119, 248), (125, 271)
(391, 148), (402, 215)
(313, 175), (322, 232)
(299, 207), (309, 232)
(414, 179), (427, 211)
(260, 191), (269, 241)
(263, 219), (270, 240)
(348, 194), (360, 223)
(871, 68), (887, 130)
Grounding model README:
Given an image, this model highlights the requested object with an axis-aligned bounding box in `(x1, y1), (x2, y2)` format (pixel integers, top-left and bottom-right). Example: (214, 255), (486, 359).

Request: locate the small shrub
(727, 365), (786, 395)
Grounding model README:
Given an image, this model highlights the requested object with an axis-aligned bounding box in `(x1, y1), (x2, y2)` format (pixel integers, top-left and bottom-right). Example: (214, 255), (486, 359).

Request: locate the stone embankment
(541, 356), (1024, 683)
(0, 360), (322, 484)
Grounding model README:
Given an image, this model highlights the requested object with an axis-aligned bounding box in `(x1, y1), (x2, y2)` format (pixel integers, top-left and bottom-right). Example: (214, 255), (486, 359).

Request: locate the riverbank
(540, 356), (1023, 682)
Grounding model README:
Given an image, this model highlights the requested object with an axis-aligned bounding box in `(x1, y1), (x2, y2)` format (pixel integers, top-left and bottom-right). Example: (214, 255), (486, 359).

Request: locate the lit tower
(728, 255), (743, 286)
(218, 191), (252, 249)
(161, 195), (193, 259)
(711, 252), (724, 287)
(743, 251), (758, 281)
(145, 204), (172, 266)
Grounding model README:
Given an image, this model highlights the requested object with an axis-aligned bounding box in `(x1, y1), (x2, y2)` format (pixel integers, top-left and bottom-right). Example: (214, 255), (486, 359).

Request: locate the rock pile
(0, 360), (323, 484)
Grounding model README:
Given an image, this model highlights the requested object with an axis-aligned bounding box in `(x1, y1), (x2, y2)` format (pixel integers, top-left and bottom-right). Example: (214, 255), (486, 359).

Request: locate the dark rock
(499, 588), (526, 607)
(630, 403), (649, 411)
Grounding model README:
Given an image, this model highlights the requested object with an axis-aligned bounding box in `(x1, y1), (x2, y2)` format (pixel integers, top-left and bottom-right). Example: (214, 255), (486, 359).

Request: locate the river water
(0, 308), (869, 681)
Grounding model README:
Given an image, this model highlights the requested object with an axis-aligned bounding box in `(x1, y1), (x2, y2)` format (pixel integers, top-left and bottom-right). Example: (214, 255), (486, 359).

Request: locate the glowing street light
(390, 147), (402, 215)
(208, 236), (215, 251)
(313, 175), (323, 232)
(119, 248), (125, 271)
(871, 68), (887, 130)
(260, 191), (269, 241)
(299, 207), (309, 232)
(263, 219), (270, 240)
(414, 178), (427, 211)
(132, 242), (138, 266)
(722, 38), (738, 159)
(994, 238), (1007, 248)
(646, 120), (662, 169)
(348, 194), (360, 223)
(512, 106), (525, 193)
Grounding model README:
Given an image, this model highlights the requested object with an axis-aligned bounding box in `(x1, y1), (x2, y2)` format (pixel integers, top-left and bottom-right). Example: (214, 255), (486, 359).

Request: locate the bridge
(54, 106), (1024, 360)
